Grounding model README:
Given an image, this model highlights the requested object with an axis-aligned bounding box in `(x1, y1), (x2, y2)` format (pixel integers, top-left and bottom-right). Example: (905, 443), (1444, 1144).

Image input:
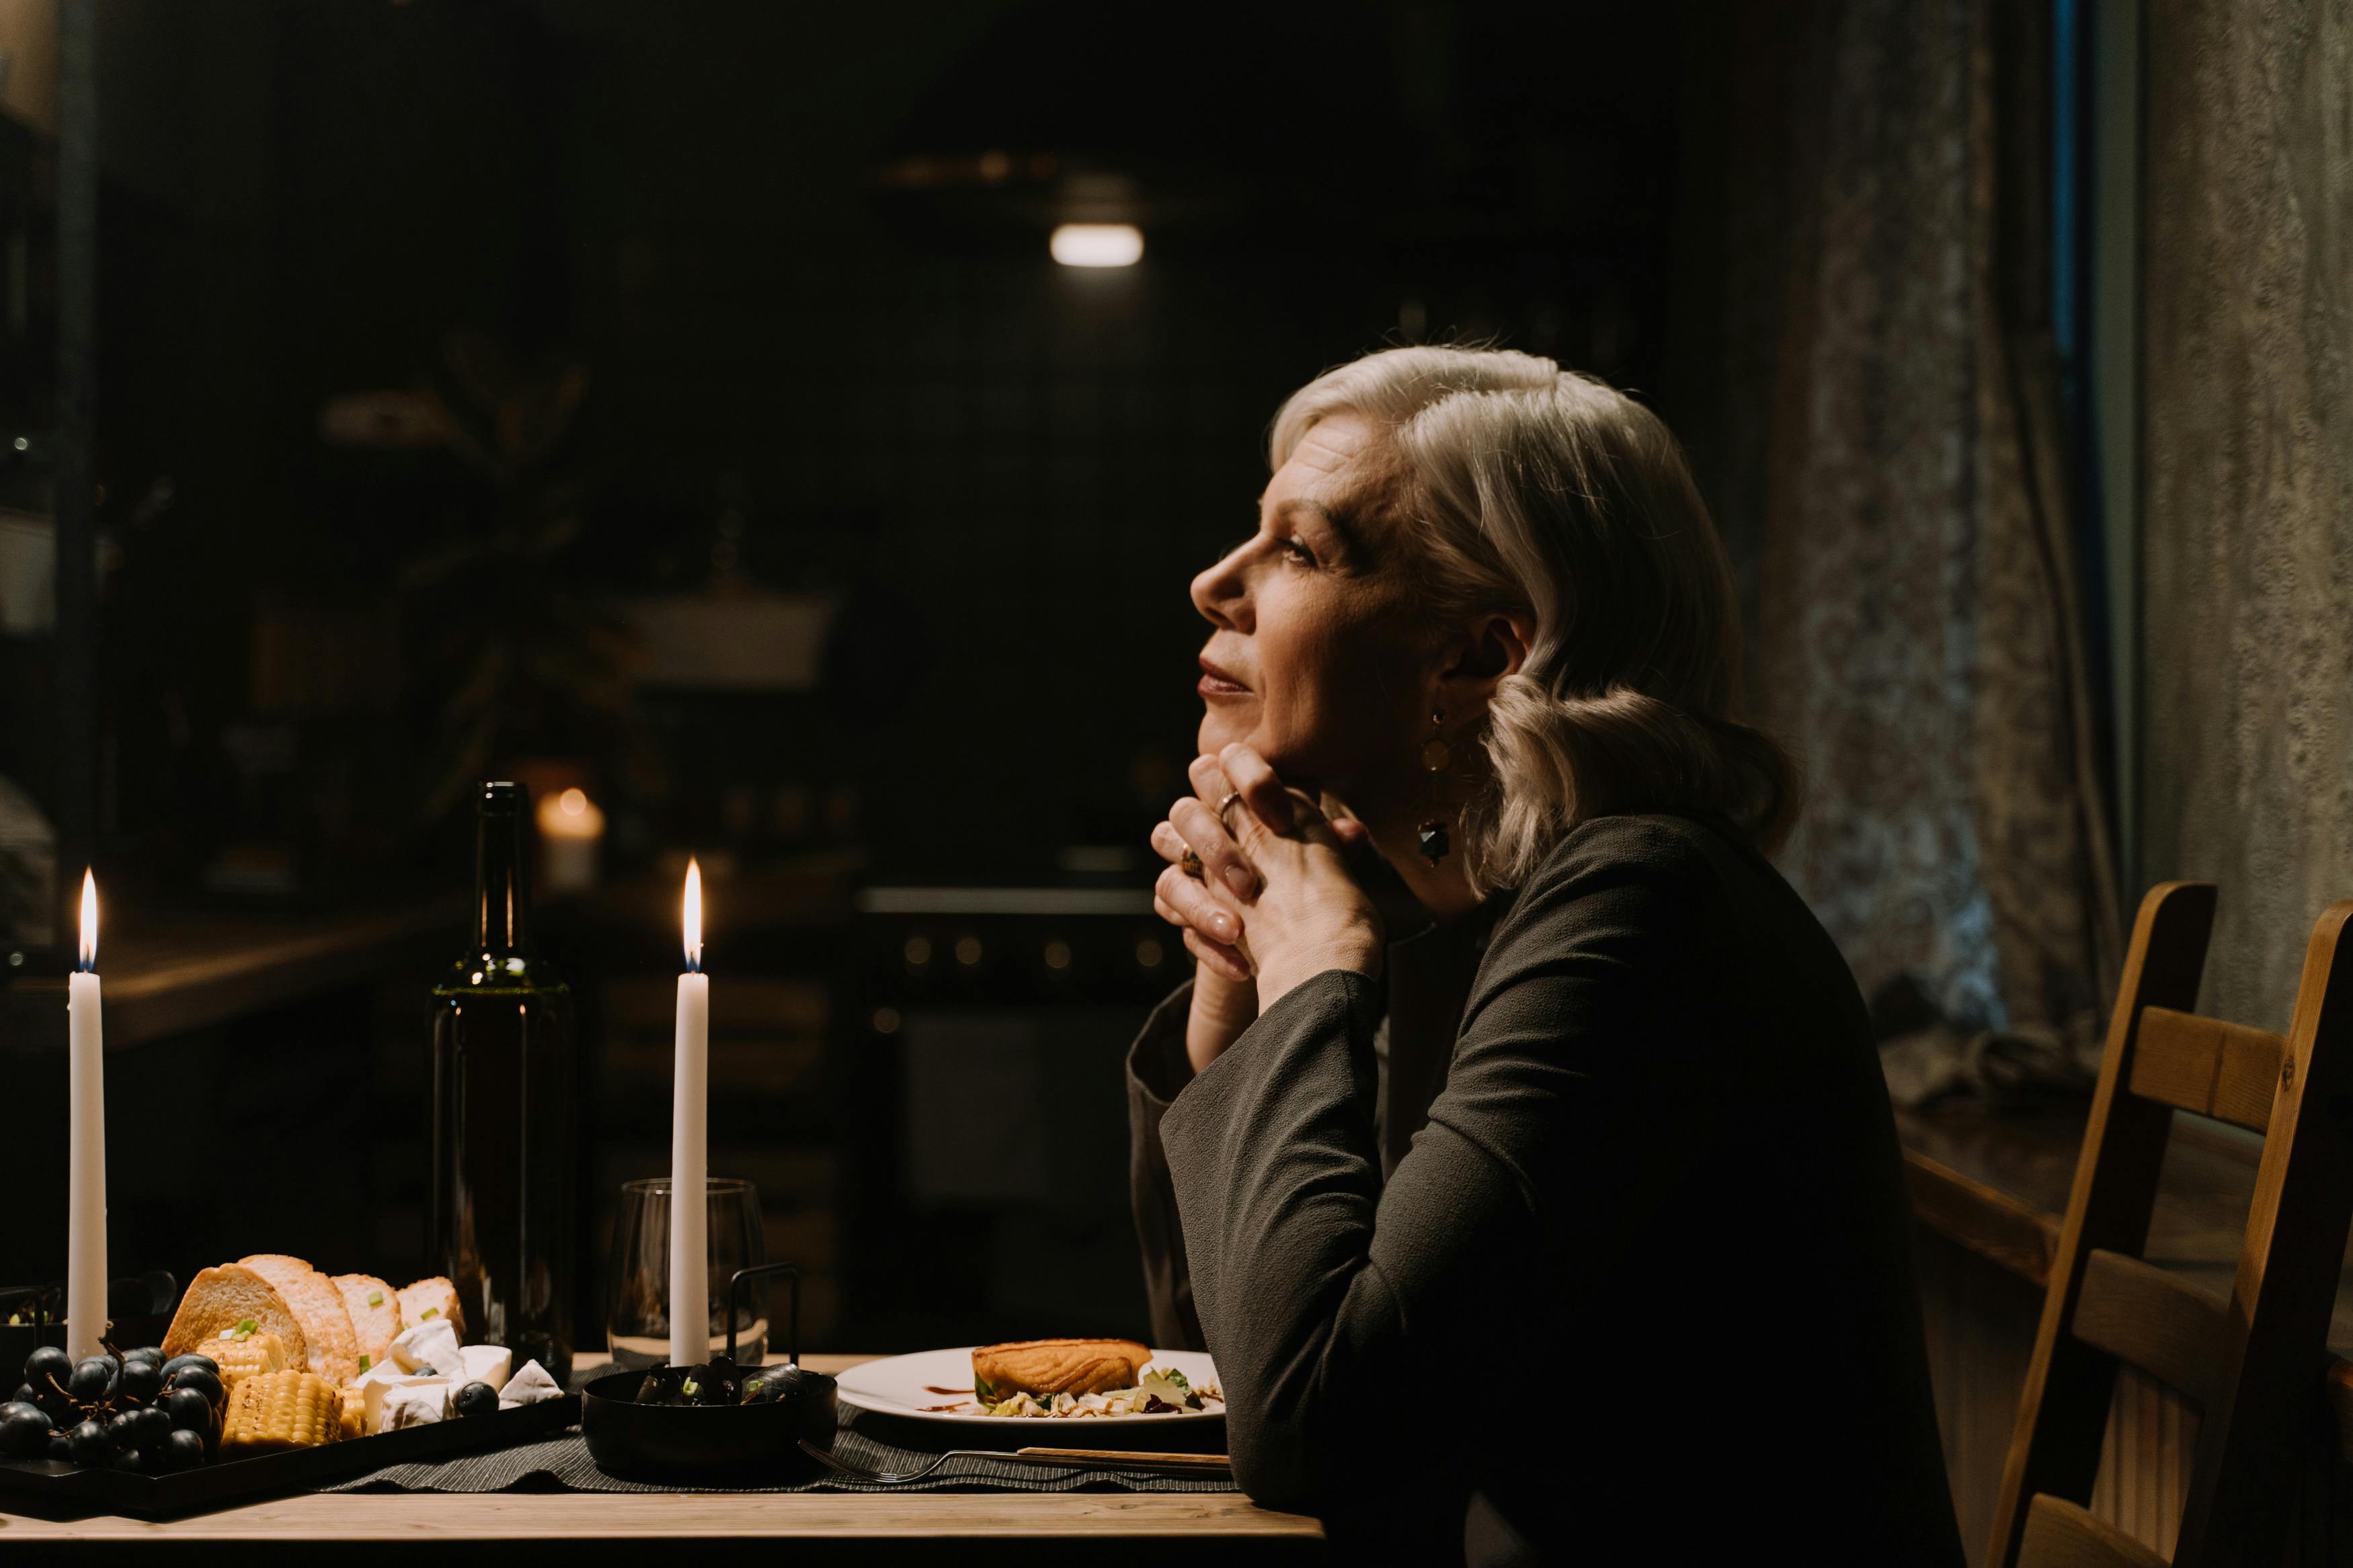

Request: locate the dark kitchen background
(4, 9), (2349, 1553)
(0, 0), (1693, 1352)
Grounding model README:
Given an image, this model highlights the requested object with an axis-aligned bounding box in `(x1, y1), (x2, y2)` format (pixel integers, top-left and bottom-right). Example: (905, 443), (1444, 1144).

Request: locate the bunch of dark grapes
(0, 1342), (225, 1473)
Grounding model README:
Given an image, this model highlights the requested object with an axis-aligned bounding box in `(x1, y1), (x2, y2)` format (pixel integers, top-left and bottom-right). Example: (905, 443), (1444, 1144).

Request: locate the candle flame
(559, 788), (588, 817)
(78, 869), (97, 971)
(682, 858), (702, 971)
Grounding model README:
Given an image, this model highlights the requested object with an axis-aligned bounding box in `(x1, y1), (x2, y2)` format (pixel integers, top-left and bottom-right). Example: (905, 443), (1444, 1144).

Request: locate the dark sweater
(1127, 813), (1963, 1565)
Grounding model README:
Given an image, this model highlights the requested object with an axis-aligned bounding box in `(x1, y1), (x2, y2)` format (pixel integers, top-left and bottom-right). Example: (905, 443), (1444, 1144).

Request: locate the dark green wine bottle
(430, 781), (576, 1383)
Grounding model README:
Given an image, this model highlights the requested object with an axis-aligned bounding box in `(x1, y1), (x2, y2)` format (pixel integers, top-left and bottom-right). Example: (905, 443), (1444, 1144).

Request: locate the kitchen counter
(0, 899), (461, 1052)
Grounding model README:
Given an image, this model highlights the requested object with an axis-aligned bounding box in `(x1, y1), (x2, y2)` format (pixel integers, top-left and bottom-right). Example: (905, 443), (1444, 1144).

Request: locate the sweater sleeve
(1125, 981), (1207, 1351)
(1156, 843), (1715, 1528)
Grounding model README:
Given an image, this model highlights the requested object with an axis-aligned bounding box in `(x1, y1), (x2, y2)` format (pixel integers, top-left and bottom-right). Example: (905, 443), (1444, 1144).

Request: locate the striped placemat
(323, 1407), (1236, 1495)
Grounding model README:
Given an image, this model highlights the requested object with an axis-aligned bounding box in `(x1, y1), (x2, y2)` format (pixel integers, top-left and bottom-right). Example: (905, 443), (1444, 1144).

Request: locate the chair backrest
(1985, 882), (2353, 1568)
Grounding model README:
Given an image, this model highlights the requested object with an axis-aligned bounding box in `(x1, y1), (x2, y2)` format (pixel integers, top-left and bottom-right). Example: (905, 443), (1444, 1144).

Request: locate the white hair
(1271, 345), (1797, 895)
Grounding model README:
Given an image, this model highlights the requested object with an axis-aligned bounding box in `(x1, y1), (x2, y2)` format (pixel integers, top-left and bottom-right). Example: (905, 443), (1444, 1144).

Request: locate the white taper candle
(668, 859), (709, 1367)
(66, 870), (106, 1362)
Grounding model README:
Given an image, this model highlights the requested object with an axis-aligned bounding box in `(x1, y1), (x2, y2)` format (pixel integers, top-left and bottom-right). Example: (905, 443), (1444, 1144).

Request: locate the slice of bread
(397, 1277), (465, 1341)
(971, 1338), (1152, 1399)
(237, 1255), (361, 1385)
(161, 1264), (311, 1370)
(332, 1273), (403, 1370)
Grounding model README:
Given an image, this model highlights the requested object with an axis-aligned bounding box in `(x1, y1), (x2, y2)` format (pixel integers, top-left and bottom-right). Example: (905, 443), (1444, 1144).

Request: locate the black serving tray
(0, 1391), (581, 1520)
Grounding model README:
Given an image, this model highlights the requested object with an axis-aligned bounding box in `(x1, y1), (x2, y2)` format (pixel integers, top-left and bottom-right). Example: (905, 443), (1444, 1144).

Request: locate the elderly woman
(1130, 347), (1963, 1565)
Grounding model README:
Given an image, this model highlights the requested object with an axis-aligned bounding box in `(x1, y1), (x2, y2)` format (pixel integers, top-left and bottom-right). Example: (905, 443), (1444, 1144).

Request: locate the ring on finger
(1216, 790), (1244, 829)
(1179, 848), (1205, 879)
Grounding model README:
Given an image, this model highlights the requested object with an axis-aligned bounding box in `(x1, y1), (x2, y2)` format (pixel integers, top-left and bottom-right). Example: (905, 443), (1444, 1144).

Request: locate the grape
(0, 1403), (52, 1458)
(46, 1430), (70, 1462)
(162, 1387), (214, 1434)
(9, 1383), (34, 1407)
(119, 1360), (164, 1404)
(21, 1346), (71, 1392)
(124, 1346), (163, 1365)
(104, 1410), (143, 1451)
(453, 1381), (498, 1417)
(67, 1358), (114, 1403)
(167, 1368), (223, 1407)
(160, 1354), (218, 1380)
(159, 1428), (206, 1472)
(65, 1420), (109, 1467)
(111, 1446), (145, 1473)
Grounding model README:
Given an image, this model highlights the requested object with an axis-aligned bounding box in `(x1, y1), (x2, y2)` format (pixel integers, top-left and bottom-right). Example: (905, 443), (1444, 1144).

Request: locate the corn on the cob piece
(220, 1370), (343, 1453)
(337, 1389), (366, 1441)
(196, 1329), (289, 1389)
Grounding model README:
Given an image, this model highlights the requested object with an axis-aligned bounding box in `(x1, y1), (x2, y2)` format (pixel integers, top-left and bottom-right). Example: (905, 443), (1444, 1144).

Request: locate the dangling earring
(1416, 709), (1451, 864)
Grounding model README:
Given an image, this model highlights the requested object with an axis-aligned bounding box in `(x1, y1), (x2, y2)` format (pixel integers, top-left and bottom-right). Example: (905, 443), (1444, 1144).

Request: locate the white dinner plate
(833, 1346), (1224, 1428)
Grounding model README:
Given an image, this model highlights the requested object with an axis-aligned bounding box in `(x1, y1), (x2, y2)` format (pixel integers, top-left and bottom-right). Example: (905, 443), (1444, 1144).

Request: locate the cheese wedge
(497, 1360), (563, 1409)
(366, 1376), (450, 1433)
(458, 1344), (512, 1390)
(391, 1318), (463, 1377)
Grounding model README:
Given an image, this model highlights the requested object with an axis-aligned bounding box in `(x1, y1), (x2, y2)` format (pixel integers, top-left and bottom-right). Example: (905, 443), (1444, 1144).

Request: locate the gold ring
(1179, 849), (1205, 879)
(1216, 790), (1244, 827)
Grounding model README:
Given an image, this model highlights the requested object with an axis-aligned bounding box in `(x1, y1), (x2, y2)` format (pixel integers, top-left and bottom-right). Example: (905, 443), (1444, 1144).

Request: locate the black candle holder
(579, 1260), (838, 1482)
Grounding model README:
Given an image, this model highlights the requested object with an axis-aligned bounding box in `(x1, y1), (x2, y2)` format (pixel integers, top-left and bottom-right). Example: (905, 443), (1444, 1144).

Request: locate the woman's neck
(1331, 764), (1486, 923)
(1371, 820), (1484, 923)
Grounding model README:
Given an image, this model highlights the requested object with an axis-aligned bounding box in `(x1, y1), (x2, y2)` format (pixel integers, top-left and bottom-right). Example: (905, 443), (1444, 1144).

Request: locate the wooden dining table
(0, 1353), (1327, 1563)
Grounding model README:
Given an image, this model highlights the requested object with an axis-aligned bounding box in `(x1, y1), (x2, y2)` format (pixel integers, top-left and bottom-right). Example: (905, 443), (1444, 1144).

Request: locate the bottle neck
(473, 787), (532, 955)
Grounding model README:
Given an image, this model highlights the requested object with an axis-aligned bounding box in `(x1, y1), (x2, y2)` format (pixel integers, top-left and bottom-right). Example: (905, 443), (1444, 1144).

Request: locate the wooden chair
(1986, 882), (2353, 1567)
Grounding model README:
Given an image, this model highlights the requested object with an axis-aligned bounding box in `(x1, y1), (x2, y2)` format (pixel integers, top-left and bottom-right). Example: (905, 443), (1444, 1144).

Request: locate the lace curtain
(2139, 0), (2353, 1030)
(1671, 0), (2121, 1071)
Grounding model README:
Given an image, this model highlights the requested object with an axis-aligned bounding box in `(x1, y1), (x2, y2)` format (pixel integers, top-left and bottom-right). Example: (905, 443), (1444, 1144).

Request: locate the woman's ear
(1436, 612), (1533, 708)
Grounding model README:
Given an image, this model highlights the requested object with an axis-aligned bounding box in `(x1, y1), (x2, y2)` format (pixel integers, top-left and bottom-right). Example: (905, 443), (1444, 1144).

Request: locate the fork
(797, 1440), (1232, 1483)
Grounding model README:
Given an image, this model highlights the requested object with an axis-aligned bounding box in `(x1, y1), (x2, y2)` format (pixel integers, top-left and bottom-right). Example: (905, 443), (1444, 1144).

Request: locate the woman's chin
(1197, 711), (1258, 759)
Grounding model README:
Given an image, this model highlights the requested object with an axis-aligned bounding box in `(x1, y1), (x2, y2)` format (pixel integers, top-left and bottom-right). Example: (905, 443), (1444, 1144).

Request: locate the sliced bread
(397, 1276), (465, 1341)
(237, 1255), (361, 1385)
(332, 1273), (403, 1371)
(161, 1264), (311, 1370)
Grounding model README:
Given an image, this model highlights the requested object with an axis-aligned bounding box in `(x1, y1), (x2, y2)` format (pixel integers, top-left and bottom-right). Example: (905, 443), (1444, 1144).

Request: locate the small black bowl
(580, 1261), (838, 1483)
(581, 1363), (837, 1483)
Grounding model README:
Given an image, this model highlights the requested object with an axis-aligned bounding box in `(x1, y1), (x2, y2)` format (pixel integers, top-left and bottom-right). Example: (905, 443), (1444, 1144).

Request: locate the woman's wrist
(1252, 932), (1382, 1013)
(1186, 968), (1259, 1074)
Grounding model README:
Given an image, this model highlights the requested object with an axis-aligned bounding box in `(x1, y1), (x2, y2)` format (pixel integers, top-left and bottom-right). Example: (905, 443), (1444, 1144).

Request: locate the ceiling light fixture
(1049, 223), (1143, 267)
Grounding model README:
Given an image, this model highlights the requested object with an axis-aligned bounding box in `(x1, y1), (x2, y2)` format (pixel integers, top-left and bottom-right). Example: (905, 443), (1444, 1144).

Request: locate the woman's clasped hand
(1150, 742), (1384, 1070)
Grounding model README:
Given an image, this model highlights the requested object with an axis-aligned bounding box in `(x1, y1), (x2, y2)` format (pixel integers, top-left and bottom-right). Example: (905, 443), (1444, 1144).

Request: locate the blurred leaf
(387, 331), (631, 829)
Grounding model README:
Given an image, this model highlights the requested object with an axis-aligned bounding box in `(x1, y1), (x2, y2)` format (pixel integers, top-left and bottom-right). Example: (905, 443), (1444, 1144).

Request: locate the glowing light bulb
(1049, 224), (1143, 267)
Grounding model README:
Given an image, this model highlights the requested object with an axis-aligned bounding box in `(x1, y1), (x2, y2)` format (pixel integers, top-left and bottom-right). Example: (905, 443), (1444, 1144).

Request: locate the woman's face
(1191, 413), (1431, 802)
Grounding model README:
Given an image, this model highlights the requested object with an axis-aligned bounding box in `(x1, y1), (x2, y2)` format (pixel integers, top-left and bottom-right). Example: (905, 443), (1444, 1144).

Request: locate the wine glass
(605, 1177), (766, 1369)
